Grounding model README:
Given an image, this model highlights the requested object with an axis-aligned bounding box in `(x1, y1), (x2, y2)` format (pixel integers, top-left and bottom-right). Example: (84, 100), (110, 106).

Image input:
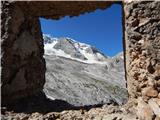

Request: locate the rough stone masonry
(1, 1), (160, 119)
(124, 1), (160, 119)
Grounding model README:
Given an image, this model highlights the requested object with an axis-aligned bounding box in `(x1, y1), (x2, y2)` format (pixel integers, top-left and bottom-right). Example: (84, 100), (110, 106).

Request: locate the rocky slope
(43, 34), (128, 106)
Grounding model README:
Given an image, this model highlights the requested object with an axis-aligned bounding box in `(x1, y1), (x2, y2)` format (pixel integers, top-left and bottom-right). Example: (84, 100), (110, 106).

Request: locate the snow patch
(46, 94), (55, 100)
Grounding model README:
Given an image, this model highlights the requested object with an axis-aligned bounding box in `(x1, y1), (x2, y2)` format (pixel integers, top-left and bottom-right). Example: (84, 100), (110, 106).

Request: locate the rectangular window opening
(40, 3), (128, 107)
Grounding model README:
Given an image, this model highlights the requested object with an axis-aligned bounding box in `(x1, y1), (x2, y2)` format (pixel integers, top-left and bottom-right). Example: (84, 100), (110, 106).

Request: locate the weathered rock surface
(137, 97), (154, 120)
(148, 98), (160, 118)
(1, 1), (46, 102)
(1, 102), (137, 120)
(124, 1), (160, 119)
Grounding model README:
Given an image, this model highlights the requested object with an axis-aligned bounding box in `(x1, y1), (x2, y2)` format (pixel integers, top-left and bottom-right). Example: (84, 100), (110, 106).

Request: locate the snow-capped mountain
(44, 35), (109, 64)
(43, 34), (128, 106)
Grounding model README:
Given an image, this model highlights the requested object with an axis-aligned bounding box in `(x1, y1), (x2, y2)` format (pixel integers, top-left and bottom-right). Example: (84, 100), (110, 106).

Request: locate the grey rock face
(43, 36), (128, 106)
(53, 38), (87, 60)
(43, 35), (53, 44)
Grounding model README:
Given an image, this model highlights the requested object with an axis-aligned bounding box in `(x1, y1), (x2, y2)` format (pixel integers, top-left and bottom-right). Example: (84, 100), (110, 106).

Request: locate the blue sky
(40, 4), (123, 57)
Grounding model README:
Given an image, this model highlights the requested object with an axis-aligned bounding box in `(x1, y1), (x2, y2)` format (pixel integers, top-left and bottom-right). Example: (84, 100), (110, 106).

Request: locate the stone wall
(1, 1), (46, 102)
(1, 1), (160, 119)
(14, 1), (114, 19)
(124, 1), (160, 119)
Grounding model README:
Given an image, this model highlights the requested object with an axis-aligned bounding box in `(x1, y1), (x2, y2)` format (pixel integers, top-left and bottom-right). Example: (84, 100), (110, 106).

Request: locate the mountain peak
(43, 34), (124, 64)
(43, 34), (58, 44)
